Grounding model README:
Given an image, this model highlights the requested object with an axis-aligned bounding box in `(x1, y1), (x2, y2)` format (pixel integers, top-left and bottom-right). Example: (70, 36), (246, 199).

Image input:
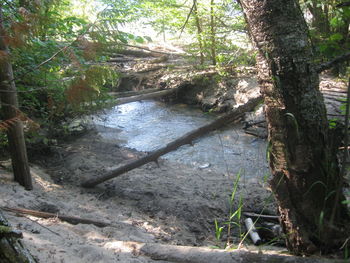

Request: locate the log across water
(82, 96), (263, 188)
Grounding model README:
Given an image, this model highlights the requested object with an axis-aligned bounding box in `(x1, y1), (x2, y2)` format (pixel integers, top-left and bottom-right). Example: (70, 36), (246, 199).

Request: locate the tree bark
(193, 0), (204, 65)
(238, 0), (349, 255)
(82, 96), (262, 188)
(0, 6), (32, 190)
(209, 0), (217, 65)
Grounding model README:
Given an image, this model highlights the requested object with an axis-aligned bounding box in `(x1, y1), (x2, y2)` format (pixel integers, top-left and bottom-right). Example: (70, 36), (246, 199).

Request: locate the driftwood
(115, 88), (179, 106)
(139, 242), (348, 263)
(108, 57), (136, 63)
(0, 210), (37, 263)
(2, 207), (110, 228)
(82, 96), (263, 188)
(109, 87), (165, 98)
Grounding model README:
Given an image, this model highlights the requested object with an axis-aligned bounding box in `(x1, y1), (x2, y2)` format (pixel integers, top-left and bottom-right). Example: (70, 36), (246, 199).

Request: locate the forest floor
(0, 47), (349, 262)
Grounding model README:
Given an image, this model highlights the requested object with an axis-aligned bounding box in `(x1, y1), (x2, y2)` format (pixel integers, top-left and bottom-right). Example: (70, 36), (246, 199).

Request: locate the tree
(0, 4), (32, 190)
(238, 0), (349, 255)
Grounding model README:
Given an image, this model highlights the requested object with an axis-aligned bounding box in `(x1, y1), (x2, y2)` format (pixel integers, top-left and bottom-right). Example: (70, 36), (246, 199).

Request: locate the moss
(0, 226), (12, 235)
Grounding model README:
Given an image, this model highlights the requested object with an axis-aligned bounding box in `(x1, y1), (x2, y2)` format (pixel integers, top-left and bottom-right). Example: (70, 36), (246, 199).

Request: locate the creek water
(92, 100), (268, 180)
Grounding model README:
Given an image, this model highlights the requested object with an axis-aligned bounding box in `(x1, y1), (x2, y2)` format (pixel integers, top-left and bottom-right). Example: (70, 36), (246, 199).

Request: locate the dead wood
(114, 88), (179, 106)
(108, 57), (136, 63)
(243, 212), (280, 220)
(109, 87), (165, 98)
(149, 55), (168, 64)
(316, 52), (350, 73)
(244, 129), (267, 139)
(81, 96), (263, 188)
(136, 65), (166, 73)
(139, 242), (347, 263)
(2, 207), (110, 228)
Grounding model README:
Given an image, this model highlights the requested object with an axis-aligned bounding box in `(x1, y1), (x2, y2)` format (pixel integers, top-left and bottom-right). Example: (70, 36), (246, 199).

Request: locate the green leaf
(329, 33), (343, 42)
(135, 36), (145, 43)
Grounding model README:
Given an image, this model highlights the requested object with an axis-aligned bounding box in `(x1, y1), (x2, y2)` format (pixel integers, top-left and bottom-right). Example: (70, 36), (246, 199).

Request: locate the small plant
(225, 169), (243, 247)
(214, 219), (224, 244)
(213, 169), (244, 248)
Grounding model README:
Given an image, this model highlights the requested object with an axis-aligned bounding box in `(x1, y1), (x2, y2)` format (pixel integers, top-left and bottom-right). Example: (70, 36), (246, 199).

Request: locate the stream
(92, 100), (269, 180)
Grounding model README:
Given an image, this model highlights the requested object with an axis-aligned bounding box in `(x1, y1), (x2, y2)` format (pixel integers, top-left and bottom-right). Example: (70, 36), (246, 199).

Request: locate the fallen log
(140, 242), (348, 263)
(115, 88), (179, 106)
(2, 207), (110, 228)
(81, 96), (263, 188)
(109, 87), (165, 98)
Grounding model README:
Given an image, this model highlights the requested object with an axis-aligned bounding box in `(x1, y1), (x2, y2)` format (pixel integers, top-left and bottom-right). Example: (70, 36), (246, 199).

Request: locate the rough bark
(0, 6), (32, 190)
(82, 96), (262, 188)
(238, 0), (349, 255)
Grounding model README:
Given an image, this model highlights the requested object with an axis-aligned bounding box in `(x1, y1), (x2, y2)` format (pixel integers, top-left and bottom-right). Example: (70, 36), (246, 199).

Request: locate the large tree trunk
(238, 0), (349, 255)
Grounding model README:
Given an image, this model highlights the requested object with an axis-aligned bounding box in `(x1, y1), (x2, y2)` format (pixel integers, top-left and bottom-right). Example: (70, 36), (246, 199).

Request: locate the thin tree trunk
(0, 6), (32, 190)
(210, 0), (216, 65)
(193, 0), (204, 65)
(238, 0), (349, 255)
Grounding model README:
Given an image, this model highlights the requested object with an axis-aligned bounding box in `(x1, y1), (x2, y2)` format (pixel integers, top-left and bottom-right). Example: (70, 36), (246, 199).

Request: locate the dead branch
(243, 212), (279, 220)
(109, 87), (165, 98)
(1, 207), (110, 228)
(180, 0), (197, 36)
(316, 52), (350, 73)
(114, 88), (179, 106)
(81, 96), (263, 188)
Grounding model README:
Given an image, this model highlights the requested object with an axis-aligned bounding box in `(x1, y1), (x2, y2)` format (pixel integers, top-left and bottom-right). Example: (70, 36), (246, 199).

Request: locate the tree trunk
(193, 0), (204, 65)
(238, 0), (349, 255)
(209, 0), (216, 65)
(0, 6), (32, 190)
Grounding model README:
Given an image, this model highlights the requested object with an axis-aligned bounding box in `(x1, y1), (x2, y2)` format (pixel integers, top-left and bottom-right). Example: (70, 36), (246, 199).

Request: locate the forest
(0, 0), (350, 262)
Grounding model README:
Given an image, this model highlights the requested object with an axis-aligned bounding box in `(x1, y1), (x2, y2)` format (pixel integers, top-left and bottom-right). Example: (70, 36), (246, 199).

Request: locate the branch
(179, 0), (197, 37)
(2, 206), (111, 228)
(316, 52), (350, 73)
(336, 2), (350, 7)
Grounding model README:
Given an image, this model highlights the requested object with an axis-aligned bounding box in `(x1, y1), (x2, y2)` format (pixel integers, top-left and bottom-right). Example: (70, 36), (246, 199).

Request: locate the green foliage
(0, 0), (125, 144)
(300, 0), (350, 75)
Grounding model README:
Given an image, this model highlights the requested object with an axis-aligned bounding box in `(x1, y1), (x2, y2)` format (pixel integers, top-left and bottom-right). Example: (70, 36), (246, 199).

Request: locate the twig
(179, 0), (196, 37)
(21, 214), (61, 237)
(243, 211), (279, 220)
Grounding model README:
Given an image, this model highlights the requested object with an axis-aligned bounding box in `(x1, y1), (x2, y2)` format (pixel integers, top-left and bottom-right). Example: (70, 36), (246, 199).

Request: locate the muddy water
(92, 101), (268, 180)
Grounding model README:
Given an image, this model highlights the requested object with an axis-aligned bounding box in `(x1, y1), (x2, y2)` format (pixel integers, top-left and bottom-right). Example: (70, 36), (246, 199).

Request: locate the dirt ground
(0, 125), (277, 262)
